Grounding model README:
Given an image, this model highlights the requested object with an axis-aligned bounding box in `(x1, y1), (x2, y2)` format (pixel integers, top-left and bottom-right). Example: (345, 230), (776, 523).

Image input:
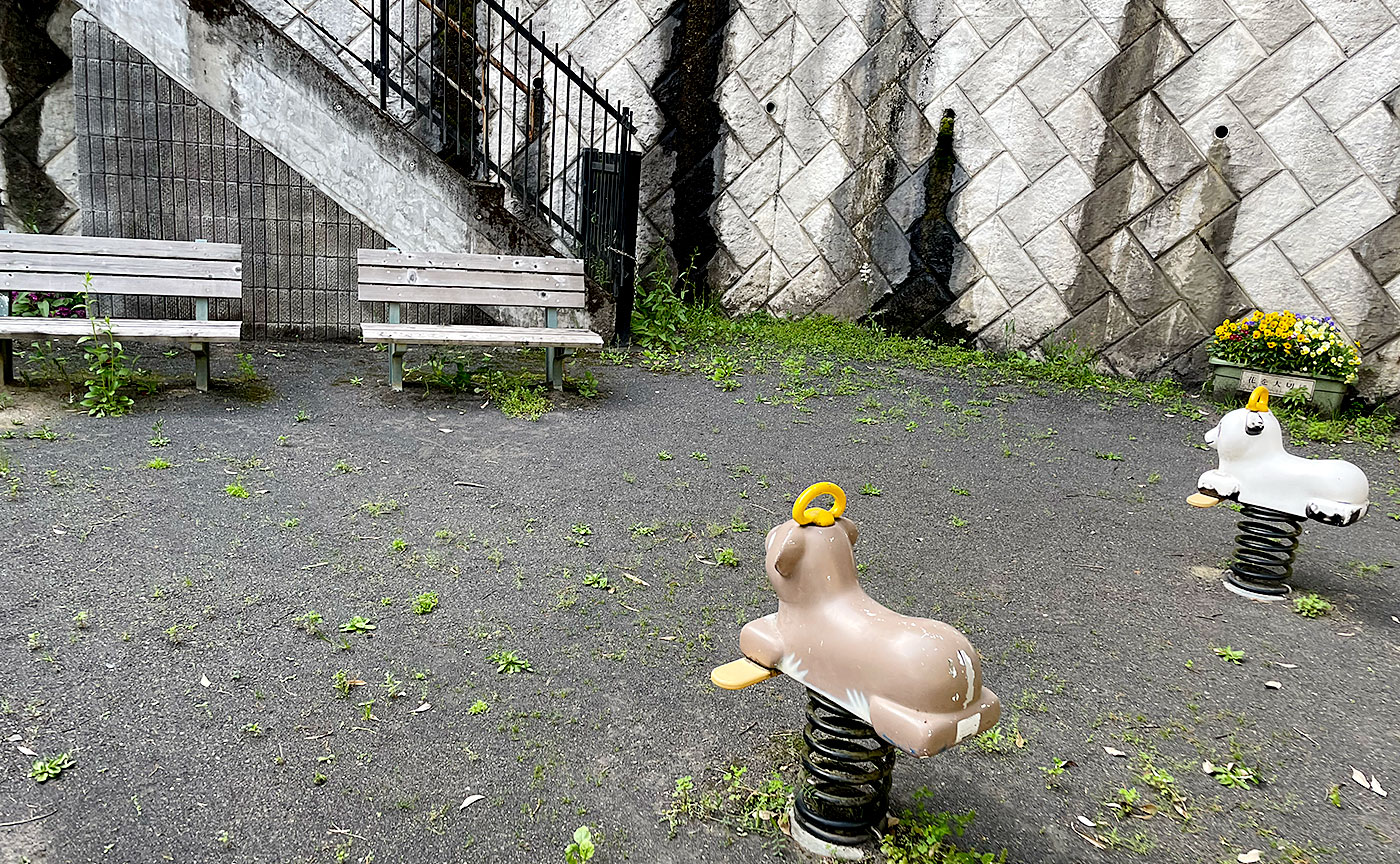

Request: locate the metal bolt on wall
(712, 483), (1001, 859)
(1189, 386), (1370, 599)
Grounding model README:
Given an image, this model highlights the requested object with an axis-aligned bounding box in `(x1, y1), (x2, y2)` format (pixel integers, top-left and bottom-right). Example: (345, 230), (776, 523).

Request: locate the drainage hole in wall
(765, 101), (777, 114)
(1214, 125), (1229, 139)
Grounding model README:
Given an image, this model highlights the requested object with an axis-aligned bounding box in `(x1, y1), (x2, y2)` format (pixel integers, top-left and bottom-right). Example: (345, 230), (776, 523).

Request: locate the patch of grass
(1095, 451), (1123, 461)
(411, 592), (439, 614)
(145, 457), (172, 470)
(859, 482), (882, 496)
(715, 548), (739, 566)
(225, 482), (249, 499)
(469, 699), (489, 715)
(662, 766), (792, 836)
(880, 791), (1006, 864)
(1292, 593), (1334, 618)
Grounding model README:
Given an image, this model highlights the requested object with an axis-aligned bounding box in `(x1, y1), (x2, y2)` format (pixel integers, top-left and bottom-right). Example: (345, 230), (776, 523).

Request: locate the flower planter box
(1209, 358), (1347, 416)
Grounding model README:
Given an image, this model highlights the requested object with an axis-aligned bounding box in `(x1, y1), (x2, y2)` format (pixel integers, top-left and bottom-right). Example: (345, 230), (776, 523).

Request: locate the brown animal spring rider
(712, 483), (1001, 859)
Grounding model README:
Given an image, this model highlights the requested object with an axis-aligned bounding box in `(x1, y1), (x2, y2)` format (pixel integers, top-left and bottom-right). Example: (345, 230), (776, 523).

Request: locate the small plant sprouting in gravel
(164, 624), (185, 645)
(312, 771), (328, 786)
(715, 548), (739, 567)
(1147, 472), (1162, 484)
(1213, 645), (1245, 664)
(1039, 758), (1071, 789)
(489, 649), (532, 674)
(331, 670), (352, 698)
(565, 825), (596, 864)
(950, 486), (971, 496)
(657, 450), (673, 461)
(225, 482), (249, 499)
(282, 517), (300, 528)
(27, 632), (43, 651)
(360, 499), (398, 516)
(631, 522), (658, 536)
(860, 482), (882, 496)
(689, 451), (708, 461)
(71, 610), (90, 630)
(148, 419), (170, 448)
(1292, 593), (1334, 618)
(950, 515), (969, 528)
(389, 538), (408, 552)
(146, 457), (172, 470)
(29, 752), (75, 783)
(295, 408), (310, 423)
(382, 671), (403, 699)
(295, 610), (324, 636)
(411, 592), (439, 615)
(1095, 451), (1124, 461)
(1203, 760), (1259, 789)
(582, 572), (612, 591)
(469, 699), (489, 715)
(331, 461), (359, 474)
(569, 523), (592, 547)
(434, 528), (454, 540)
(1327, 784), (1342, 807)
(339, 616), (376, 634)
(241, 722), (263, 737)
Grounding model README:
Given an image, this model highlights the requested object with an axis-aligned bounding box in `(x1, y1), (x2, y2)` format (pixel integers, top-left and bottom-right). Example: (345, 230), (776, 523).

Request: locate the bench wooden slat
(357, 249), (584, 276)
(358, 282), (585, 308)
(0, 233), (241, 261)
(1, 272), (242, 298)
(0, 252), (242, 280)
(358, 265), (584, 294)
(0, 317), (242, 341)
(362, 323), (603, 348)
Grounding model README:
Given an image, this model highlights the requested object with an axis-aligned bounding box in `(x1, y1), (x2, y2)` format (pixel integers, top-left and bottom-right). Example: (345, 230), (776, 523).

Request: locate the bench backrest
(0, 233), (242, 301)
(357, 250), (586, 309)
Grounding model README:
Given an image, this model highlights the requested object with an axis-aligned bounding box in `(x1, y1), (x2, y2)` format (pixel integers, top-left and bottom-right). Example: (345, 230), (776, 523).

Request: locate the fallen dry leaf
(1202, 760), (1217, 775)
(1352, 768), (1371, 790)
(1072, 827), (1107, 850)
(1264, 680), (1282, 689)
(1103, 746), (1127, 757)
(5, 734), (21, 743)
(1273, 662), (1299, 669)
(623, 573), (649, 587)
(459, 794), (485, 810)
(200, 674), (211, 688)
(1371, 777), (1387, 797)
(411, 702), (431, 713)
(1238, 849), (1263, 863)
(1076, 815), (1096, 828)
(17, 745), (37, 757)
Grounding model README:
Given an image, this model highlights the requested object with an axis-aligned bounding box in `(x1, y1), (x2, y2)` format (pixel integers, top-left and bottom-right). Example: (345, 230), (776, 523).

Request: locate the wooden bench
(357, 249), (603, 391)
(0, 233), (242, 391)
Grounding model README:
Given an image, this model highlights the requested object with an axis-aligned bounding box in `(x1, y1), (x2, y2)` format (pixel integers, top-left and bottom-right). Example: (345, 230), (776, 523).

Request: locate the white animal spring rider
(1188, 386), (1369, 599)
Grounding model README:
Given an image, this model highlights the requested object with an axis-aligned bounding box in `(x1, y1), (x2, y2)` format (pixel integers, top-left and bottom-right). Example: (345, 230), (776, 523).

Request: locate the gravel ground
(0, 341), (1397, 864)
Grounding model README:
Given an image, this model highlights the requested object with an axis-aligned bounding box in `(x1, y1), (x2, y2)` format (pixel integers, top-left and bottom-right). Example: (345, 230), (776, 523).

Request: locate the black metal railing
(277, 0), (640, 339)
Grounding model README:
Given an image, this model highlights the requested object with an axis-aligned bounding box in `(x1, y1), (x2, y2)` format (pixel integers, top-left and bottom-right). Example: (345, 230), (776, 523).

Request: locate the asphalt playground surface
(1, 341), (1397, 864)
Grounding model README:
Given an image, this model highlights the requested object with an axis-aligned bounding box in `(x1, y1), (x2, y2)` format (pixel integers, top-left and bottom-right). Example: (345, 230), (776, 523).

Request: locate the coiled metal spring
(793, 689), (896, 846)
(1226, 503), (1303, 598)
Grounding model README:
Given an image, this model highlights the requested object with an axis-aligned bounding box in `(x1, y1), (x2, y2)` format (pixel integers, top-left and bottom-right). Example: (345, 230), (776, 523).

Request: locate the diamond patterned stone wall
(520, 0), (1400, 400)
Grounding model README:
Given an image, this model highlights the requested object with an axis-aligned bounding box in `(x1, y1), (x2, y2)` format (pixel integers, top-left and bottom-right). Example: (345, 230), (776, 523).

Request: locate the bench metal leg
(390, 344), (405, 392)
(191, 343), (210, 392)
(546, 347), (565, 392)
(1, 339), (13, 386)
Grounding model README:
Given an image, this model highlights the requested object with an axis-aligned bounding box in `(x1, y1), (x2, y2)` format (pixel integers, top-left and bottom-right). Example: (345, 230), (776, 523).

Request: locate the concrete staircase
(76, 0), (606, 332)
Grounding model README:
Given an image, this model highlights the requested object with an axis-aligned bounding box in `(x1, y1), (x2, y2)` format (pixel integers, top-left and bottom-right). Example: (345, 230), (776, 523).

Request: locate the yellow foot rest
(1187, 493), (1222, 508)
(711, 657), (780, 690)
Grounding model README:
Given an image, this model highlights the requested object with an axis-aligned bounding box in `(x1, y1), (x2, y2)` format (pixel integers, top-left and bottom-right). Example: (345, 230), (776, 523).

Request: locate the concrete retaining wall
(521, 0), (1400, 399)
